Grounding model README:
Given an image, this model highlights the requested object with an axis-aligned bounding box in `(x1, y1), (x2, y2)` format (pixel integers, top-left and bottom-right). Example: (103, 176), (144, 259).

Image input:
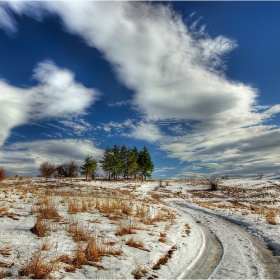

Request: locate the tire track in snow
(173, 203), (272, 279)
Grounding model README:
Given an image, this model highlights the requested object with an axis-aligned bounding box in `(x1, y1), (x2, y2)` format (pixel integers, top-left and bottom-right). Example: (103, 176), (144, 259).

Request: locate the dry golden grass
(32, 198), (60, 221)
(85, 236), (101, 262)
(185, 223), (191, 235)
(125, 237), (150, 251)
(152, 245), (177, 270)
(71, 243), (88, 269)
(265, 209), (277, 225)
(132, 265), (148, 279)
(158, 232), (167, 243)
(0, 269), (11, 279)
(66, 220), (90, 242)
(31, 216), (49, 237)
(41, 238), (52, 251)
(115, 223), (136, 236)
(0, 207), (21, 220)
(0, 246), (12, 256)
(67, 199), (83, 213)
(19, 251), (56, 279)
(0, 260), (13, 268)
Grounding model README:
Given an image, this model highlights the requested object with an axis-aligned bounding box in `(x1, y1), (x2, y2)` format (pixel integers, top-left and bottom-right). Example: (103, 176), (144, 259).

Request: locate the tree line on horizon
(39, 144), (154, 181)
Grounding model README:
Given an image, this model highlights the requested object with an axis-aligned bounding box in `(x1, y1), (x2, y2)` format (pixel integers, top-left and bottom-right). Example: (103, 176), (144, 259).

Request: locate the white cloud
(129, 122), (162, 142)
(0, 4), (17, 34)
(58, 118), (94, 136)
(1, 139), (103, 176)
(0, 61), (99, 146)
(108, 100), (131, 107)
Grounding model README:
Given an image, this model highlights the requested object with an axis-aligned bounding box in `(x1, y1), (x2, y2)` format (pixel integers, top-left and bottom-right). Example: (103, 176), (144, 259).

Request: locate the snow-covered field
(0, 177), (279, 279)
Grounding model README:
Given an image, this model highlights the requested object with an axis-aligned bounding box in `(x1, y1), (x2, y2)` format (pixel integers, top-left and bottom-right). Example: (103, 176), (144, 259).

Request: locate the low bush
(0, 167), (5, 181)
(206, 178), (219, 191)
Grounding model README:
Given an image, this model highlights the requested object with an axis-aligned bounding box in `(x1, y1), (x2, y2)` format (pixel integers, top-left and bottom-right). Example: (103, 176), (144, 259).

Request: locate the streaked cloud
(0, 61), (99, 146)
(1, 139), (103, 176)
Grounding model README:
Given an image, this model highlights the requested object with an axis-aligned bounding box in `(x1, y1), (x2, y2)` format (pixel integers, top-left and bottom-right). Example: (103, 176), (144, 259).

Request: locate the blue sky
(1, 1), (280, 178)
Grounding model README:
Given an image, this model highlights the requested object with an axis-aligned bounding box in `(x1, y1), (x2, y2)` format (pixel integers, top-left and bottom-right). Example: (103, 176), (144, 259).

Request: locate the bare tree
(206, 177), (219, 191)
(258, 173), (264, 180)
(0, 167), (5, 181)
(62, 160), (79, 178)
(39, 162), (56, 180)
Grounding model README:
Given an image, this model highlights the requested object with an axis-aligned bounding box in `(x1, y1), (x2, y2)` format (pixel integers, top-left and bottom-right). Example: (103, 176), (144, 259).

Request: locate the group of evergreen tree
(100, 145), (154, 180)
(38, 145), (154, 181)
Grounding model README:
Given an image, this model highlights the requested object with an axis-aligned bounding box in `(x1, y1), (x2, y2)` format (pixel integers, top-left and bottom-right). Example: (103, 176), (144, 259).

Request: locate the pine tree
(80, 155), (98, 180)
(127, 147), (139, 179)
(112, 144), (122, 180)
(120, 145), (128, 178)
(100, 146), (114, 180)
(137, 146), (154, 180)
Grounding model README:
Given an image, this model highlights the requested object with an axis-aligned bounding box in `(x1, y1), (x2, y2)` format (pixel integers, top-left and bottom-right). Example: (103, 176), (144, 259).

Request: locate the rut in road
(177, 203), (269, 279)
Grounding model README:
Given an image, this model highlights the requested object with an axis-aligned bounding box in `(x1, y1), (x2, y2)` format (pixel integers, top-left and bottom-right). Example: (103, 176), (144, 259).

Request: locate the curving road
(172, 203), (280, 279)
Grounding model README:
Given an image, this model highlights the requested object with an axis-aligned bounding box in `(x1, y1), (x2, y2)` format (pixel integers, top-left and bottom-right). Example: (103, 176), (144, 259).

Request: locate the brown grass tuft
(185, 223), (191, 235)
(265, 209), (277, 225)
(125, 237), (150, 252)
(132, 265), (148, 279)
(67, 221), (90, 242)
(116, 223), (136, 236)
(31, 216), (49, 237)
(19, 251), (55, 279)
(85, 236), (101, 262)
(0, 269), (12, 279)
(152, 246), (177, 270)
(0, 246), (12, 256)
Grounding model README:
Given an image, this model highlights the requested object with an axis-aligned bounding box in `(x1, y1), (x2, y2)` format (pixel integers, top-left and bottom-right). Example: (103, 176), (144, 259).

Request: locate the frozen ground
(0, 176), (279, 279)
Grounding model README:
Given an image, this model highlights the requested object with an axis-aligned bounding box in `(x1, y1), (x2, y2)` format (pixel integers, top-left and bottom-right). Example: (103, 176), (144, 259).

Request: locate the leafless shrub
(57, 160), (79, 178)
(39, 162), (56, 180)
(206, 178), (219, 191)
(0, 167), (5, 181)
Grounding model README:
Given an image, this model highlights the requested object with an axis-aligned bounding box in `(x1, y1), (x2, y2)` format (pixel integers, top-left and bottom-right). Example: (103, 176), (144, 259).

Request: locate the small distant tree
(258, 173), (264, 180)
(221, 175), (229, 180)
(0, 167), (6, 181)
(80, 155), (98, 180)
(206, 177), (219, 191)
(39, 162), (56, 180)
(57, 160), (79, 178)
(56, 165), (66, 178)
